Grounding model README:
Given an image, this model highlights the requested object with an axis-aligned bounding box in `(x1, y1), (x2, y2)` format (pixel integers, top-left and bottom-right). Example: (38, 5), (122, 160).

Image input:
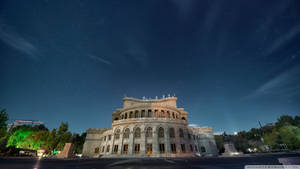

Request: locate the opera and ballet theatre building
(83, 96), (218, 157)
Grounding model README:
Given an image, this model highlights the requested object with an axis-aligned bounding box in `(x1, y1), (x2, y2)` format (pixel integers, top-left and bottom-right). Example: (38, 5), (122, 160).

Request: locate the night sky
(1, 0), (300, 134)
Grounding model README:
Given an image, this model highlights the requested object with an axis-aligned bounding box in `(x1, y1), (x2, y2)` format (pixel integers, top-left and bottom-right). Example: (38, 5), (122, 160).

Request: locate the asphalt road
(0, 153), (299, 169)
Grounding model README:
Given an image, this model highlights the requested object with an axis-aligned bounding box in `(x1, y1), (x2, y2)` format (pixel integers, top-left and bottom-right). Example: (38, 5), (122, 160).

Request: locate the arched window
(201, 146), (206, 152)
(146, 127), (152, 138)
(148, 109), (152, 117)
(123, 128), (130, 139)
(167, 111), (171, 118)
(181, 117), (186, 120)
(169, 128), (175, 138)
(125, 113), (127, 119)
(121, 115), (124, 119)
(176, 114), (178, 119)
(179, 128), (184, 138)
(154, 110), (158, 117)
(135, 111), (139, 118)
(172, 112), (175, 118)
(161, 110), (165, 118)
(114, 117), (119, 121)
(134, 127), (141, 138)
(141, 110), (145, 117)
(129, 111), (133, 118)
(114, 129), (120, 140)
(158, 127), (164, 138)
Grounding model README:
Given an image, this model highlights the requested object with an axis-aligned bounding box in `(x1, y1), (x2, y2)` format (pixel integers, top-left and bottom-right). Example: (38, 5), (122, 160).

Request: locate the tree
(214, 135), (224, 154)
(0, 109), (8, 130)
(72, 132), (86, 154)
(263, 130), (281, 149)
(55, 122), (72, 151)
(275, 115), (294, 129)
(279, 125), (300, 150)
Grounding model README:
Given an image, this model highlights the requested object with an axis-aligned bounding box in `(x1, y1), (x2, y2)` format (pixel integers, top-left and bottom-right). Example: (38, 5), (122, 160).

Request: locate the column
(140, 130), (146, 155)
(128, 131), (134, 155)
(164, 126), (171, 156)
(118, 131), (124, 155)
(152, 128), (159, 156)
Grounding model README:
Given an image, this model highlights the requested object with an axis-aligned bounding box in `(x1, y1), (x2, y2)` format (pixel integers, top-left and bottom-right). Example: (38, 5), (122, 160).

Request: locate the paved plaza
(0, 153), (299, 169)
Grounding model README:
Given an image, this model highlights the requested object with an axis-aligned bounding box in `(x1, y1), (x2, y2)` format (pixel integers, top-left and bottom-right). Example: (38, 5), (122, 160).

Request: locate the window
(121, 115), (124, 119)
(106, 145), (110, 152)
(169, 128), (175, 138)
(135, 111), (139, 118)
(113, 145), (118, 154)
(201, 146), (206, 152)
(167, 111), (171, 118)
(181, 144), (186, 153)
(159, 144), (165, 153)
(193, 135), (195, 140)
(124, 128), (130, 139)
(171, 144), (176, 153)
(154, 110), (158, 117)
(182, 117), (186, 120)
(108, 135), (111, 140)
(147, 144), (152, 154)
(102, 146), (105, 152)
(114, 129), (120, 140)
(135, 144), (140, 154)
(141, 110), (145, 117)
(188, 133), (191, 139)
(195, 145), (198, 152)
(158, 127), (164, 138)
(148, 109), (152, 117)
(123, 144), (128, 154)
(134, 127), (141, 138)
(146, 127), (152, 138)
(161, 110), (165, 118)
(179, 128), (184, 138)
(94, 147), (99, 153)
(129, 111), (133, 118)
(104, 136), (106, 141)
(190, 144), (193, 152)
(172, 112), (175, 118)
(125, 113), (127, 119)
(176, 114), (178, 119)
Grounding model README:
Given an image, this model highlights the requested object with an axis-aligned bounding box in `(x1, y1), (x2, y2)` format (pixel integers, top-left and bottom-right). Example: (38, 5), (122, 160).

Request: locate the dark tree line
(215, 115), (300, 154)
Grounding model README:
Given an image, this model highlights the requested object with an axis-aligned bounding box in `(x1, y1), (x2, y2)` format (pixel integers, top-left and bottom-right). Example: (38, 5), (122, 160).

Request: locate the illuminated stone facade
(82, 96), (218, 157)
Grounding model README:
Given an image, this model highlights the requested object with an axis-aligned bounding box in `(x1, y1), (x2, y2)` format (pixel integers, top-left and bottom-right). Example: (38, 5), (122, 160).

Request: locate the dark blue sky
(1, 0), (300, 134)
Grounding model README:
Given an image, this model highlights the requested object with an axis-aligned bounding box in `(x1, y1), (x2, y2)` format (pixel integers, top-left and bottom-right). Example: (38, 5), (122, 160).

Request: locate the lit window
(123, 144), (128, 154)
(135, 144), (140, 154)
(159, 144), (165, 153)
(113, 145), (118, 154)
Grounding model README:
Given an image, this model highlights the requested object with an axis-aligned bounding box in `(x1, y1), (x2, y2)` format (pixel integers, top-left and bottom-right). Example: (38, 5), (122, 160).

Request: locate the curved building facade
(82, 96), (218, 157)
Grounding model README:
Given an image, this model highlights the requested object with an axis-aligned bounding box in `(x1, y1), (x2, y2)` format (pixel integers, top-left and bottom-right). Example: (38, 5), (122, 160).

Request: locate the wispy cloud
(243, 65), (300, 100)
(263, 24), (300, 57)
(89, 54), (112, 65)
(0, 24), (39, 60)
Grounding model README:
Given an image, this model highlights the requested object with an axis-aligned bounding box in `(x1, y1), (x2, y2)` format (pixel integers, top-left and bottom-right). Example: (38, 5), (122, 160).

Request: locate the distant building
(82, 96), (218, 157)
